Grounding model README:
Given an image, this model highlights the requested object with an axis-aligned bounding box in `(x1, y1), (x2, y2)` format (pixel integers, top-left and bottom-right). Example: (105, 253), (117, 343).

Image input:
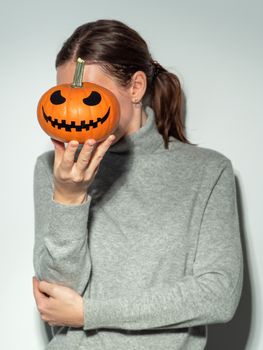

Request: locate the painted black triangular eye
(50, 90), (66, 105)
(83, 91), (101, 106)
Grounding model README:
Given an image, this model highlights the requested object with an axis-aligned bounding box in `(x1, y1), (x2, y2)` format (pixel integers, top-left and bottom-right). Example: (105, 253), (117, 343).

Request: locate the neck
(109, 106), (148, 148)
(124, 108), (148, 136)
(107, 106), (165, 156)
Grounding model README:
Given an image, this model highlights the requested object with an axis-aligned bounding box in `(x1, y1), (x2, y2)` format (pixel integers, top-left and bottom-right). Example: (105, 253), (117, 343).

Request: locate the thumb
(50, 138), (65, 166)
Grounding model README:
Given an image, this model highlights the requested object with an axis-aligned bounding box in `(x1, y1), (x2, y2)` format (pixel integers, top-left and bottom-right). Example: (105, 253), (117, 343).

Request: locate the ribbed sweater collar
(108, 106), (164, 155)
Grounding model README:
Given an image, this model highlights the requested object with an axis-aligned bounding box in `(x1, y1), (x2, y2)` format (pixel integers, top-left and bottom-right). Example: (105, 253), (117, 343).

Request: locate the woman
(32, 19), (243, 350)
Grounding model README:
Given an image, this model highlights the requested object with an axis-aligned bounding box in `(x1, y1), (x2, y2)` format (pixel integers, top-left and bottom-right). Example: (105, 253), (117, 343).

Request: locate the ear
(129, 71), (147, 102)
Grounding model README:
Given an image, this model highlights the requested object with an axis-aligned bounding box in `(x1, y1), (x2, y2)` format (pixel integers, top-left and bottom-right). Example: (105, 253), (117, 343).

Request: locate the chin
(110, 127), (125, 145)
(111, 133), (123, 145)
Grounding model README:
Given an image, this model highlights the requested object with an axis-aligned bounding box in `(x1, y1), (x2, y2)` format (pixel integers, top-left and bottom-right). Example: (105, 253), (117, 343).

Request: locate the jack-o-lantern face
(37, 58), (120, 144)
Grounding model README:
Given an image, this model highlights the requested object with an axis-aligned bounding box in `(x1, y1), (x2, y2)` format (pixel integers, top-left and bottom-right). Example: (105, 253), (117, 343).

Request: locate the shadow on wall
(45, 323), (53, 342)
(205, 177), (252, 350)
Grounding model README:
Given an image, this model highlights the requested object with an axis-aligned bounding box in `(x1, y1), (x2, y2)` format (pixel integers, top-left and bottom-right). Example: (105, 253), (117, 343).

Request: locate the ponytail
(149, 62), (196, 149)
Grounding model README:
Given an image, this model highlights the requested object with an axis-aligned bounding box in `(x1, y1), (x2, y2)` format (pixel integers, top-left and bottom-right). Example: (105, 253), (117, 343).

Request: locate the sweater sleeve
(82, 159), (243, 331)
(33, 154), (92, 296)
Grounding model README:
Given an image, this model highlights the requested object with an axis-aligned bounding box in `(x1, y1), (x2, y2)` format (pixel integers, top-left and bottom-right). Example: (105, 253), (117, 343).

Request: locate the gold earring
(132, 98), (142, 107)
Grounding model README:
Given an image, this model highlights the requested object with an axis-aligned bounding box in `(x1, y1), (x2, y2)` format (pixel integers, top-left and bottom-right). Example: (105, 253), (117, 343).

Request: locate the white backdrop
(0, 0), (262, 349)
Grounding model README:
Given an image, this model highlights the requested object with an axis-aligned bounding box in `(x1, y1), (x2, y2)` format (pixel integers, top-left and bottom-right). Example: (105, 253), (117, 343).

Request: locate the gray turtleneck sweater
(33, 106), (243, 350)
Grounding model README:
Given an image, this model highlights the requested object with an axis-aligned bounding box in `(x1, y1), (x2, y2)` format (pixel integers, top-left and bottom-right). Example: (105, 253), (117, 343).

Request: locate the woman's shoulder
(162, 138), (232, 170)
(34, 150), (55, 175)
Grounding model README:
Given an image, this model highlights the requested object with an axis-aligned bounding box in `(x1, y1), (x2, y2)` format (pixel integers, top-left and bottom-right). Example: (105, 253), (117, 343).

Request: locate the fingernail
(87, 139), (96, 146)
(70, 141), (79, 147)
(109, 135), (115, 141)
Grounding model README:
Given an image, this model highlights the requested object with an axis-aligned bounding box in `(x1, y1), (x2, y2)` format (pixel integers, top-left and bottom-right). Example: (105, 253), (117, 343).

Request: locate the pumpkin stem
(71, 57), (85, 88)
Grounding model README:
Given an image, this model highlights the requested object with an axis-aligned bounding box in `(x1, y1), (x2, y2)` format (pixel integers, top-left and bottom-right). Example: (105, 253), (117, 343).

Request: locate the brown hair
(55, 19), (196, 149)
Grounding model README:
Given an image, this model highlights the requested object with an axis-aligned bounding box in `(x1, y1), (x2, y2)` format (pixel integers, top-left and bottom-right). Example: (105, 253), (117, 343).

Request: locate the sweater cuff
(47, 193), (92, 241)
(83, 297), (111, 330)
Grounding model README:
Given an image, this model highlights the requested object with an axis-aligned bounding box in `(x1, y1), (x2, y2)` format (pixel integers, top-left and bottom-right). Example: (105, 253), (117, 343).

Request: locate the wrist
(53, 190), (88, 205)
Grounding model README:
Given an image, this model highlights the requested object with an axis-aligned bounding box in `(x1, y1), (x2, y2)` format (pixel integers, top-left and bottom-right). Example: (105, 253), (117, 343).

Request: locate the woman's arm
(82, 159), (243, 330)
(33, 135), (115, 297)
(33, 154), (92, 296)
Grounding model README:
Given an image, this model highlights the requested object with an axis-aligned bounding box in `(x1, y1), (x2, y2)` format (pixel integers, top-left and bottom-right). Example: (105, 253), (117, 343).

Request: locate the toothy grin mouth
(42, 106), (110, 131)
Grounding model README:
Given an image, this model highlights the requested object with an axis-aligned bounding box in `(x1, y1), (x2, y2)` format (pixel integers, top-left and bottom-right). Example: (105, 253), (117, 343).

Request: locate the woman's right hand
(50, 134), (116, 205)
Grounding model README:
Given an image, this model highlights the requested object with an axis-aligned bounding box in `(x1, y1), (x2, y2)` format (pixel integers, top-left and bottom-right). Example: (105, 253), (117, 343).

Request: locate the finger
(32, 276), (38, 301)
(38, 280), (56, 298)
(60, 140), (79, 172)
(75, 139), (97, 172)
(50, 138), (65, 167)
(32, 277), (48, 304)
(86, 135), (115, 176)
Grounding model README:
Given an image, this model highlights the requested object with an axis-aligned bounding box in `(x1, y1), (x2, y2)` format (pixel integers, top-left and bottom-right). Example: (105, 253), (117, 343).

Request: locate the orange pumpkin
(37, 58), (120, 144)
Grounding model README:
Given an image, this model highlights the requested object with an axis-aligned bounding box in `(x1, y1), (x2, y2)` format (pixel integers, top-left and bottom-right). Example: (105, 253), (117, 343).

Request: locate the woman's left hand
(32, 276), (84, 328)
